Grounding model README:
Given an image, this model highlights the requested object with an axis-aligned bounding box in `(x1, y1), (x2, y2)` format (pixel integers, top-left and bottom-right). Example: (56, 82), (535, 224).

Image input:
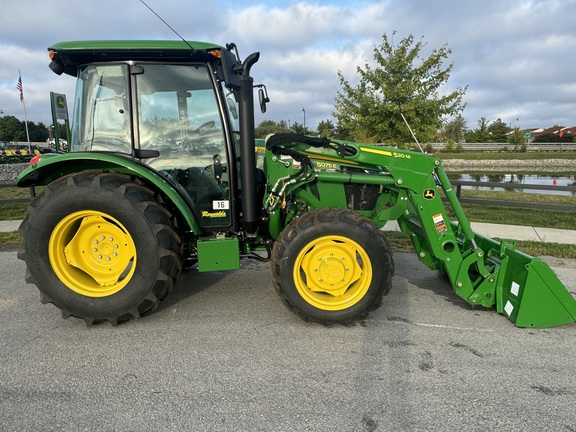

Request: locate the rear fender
(16, 152), (202, 234)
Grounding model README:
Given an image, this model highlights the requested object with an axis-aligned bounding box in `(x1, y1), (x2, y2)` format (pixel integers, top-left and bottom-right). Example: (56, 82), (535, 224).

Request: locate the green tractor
(16, 40), (576, 327)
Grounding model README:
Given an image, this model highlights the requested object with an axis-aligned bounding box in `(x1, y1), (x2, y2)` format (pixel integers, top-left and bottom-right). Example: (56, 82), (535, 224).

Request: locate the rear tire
(270, 208), (394, 324)
(18, 171), (182, 325)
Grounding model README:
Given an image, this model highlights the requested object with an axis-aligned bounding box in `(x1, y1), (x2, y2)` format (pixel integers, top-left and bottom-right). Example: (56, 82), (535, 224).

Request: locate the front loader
(16, 40), (576, 327)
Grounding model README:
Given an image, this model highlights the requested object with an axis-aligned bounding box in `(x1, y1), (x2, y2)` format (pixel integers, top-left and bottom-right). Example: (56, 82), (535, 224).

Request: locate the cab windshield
(70, 63), (233, 159)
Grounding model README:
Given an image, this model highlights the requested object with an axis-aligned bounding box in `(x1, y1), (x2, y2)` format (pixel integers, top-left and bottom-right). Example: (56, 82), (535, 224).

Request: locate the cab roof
(48, 40), (225, 76)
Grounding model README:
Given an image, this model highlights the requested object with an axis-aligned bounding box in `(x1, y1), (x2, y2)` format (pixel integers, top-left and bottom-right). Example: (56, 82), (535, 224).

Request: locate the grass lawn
(449, 189), (576, 230)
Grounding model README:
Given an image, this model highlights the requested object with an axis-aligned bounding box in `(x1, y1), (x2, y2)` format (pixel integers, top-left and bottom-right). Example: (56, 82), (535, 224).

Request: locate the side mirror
(49, 60), (65, 75)
(257, 86), (270, 114)
(220, 45), (242, 90)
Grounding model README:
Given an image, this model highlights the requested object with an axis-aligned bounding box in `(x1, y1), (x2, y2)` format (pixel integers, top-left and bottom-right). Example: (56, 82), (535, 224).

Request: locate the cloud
(1, 0), (575, 135)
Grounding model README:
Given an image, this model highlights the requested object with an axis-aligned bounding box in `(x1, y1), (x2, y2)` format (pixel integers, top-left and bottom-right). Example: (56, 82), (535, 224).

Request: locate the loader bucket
(496, 244), (576, 328)
(434, 167), (576, 328)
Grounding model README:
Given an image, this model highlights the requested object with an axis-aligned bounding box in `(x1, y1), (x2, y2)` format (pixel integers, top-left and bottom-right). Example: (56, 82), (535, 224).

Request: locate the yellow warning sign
(433, 213), (447, 233)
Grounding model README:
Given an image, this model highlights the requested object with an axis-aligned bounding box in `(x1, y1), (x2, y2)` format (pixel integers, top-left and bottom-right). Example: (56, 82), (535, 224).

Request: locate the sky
(1, 0), (575, 134)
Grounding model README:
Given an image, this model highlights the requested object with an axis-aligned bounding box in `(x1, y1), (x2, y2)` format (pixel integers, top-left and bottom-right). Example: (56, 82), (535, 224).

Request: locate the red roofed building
(530, 126), (576, 142)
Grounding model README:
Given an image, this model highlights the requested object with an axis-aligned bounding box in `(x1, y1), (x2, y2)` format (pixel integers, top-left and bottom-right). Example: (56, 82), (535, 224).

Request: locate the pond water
(449, 173), (576, 196)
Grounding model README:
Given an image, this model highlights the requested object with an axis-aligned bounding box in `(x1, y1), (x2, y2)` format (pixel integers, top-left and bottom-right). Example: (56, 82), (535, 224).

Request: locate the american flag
(17, 74), (24, 102)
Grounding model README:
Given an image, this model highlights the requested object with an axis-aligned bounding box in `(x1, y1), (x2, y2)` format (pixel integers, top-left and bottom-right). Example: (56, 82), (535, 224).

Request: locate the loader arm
(262, 134), (576, 328)
(398, 163), (576, 328)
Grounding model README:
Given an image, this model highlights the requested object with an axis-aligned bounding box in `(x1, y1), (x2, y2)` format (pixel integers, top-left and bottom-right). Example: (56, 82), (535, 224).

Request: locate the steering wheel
(191, 121), (216, 135)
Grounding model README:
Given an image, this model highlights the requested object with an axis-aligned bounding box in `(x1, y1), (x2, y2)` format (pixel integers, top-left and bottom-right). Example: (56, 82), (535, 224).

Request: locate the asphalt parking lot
(1, 250), (575, 432)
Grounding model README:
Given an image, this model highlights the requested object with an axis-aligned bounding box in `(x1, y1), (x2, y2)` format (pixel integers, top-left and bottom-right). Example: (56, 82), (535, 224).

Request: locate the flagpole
(18, 70), (31, 152)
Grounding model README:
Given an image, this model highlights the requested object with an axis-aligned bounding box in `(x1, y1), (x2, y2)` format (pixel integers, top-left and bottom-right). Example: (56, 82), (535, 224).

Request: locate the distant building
(529, 126), (575, 142)
(505, 126), (575, 142)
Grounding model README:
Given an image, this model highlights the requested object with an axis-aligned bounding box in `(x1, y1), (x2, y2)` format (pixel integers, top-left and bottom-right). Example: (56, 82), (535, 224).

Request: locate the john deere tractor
(16, 40), (576, 327)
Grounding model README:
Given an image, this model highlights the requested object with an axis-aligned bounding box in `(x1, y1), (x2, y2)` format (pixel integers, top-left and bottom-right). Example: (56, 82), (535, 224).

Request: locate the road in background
(1, 250), (575, 431)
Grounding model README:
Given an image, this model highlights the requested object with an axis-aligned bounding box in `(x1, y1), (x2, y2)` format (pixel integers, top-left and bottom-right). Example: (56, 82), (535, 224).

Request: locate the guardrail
(430, 142), (576, 152)
(450, 180), (576, 211)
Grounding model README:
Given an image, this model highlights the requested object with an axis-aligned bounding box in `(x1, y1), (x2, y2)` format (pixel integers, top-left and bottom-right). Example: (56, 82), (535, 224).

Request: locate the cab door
(134, 63), (234, 229)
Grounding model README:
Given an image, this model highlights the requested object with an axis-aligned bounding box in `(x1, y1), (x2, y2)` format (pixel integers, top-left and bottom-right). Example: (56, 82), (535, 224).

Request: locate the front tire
(270, 208), (394, 324)
(18, 171), (182, 325)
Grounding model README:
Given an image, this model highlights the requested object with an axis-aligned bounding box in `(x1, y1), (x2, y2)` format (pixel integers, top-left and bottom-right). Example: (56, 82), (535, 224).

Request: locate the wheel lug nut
(100, 235), (105, 240)
(98, 255), (102, 259)
(92, 248), (98, 252)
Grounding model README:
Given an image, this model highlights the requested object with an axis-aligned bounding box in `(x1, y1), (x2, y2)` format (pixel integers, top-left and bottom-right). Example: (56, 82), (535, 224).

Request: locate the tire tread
(18, 171), (182, 325)
(270, 207), (394, 324)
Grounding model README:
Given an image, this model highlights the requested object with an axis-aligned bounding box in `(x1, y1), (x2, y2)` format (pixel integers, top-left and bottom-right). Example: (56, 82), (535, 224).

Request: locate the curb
(382, 220), (576, 245)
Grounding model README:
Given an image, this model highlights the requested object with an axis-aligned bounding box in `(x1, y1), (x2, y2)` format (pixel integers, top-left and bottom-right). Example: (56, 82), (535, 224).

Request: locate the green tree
(290, 122), (306, 135)
(28, 122), (49, 142)
(441, 115), (467, 143)
(465, 117), (491, 143)
(334, 32), (467, 147)
(507, 128), (526, 151)
(316, 119), (335, 137)
(333, 122), (352, 141)
(254, 120), (289, 138)
(488, 118), (508, 142)
(0, 116), (25, 141)
(0, 115), (49, 142)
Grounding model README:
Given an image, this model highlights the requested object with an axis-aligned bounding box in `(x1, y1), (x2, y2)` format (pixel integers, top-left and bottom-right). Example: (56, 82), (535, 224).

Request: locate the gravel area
(442, 158), (576, 172)
(0, 163), (28, 184)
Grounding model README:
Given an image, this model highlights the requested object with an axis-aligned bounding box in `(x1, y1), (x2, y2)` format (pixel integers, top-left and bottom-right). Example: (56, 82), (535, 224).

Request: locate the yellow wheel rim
(293, 235), (372, 311)
(49, 211), (137, 297)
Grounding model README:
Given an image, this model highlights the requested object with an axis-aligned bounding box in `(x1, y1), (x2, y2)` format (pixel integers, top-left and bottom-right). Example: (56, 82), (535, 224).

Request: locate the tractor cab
(48, 40), (256, 231)
(72, 61), (237, 227)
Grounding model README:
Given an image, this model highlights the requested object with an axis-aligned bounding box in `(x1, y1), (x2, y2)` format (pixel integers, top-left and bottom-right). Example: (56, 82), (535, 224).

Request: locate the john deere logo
(424, 189), (436, 200)
(56, 96), (66, 109)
